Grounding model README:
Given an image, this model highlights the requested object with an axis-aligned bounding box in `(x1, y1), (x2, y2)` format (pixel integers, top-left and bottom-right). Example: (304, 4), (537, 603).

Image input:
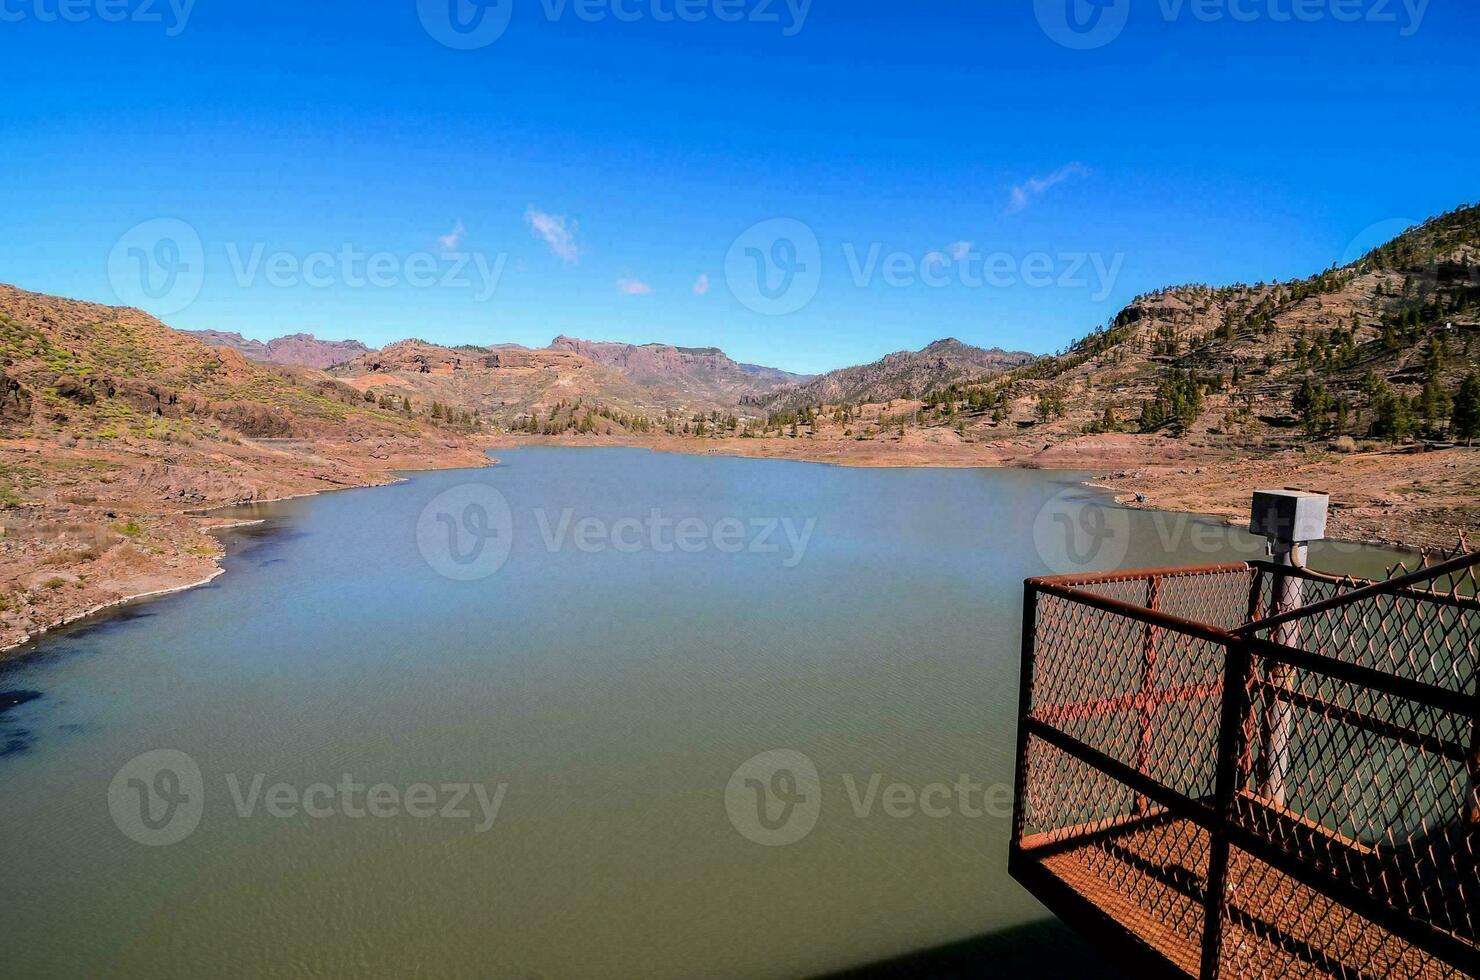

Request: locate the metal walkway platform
(1009, 552), (1479, 978)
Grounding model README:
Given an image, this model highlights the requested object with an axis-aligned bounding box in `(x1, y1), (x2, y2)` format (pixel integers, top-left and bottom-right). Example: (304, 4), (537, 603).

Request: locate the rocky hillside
(185, 329), (371, 369)
(0, 284), (487, 653)
(0, 286), (463, 448)
(329, 339), (667, 422)
(957, 203), (1480, 447)
(548, 335), (810, 400)
(329, 336), (810, 424)
(759, 338), (1037, 412)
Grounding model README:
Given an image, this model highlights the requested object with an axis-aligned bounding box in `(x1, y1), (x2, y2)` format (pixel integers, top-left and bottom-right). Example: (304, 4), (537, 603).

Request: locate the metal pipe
(1260, 540), (1304, 808)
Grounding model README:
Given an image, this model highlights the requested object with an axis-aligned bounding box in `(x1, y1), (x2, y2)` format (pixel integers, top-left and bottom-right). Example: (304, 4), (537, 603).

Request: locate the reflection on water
(0, 448), (1409, 979)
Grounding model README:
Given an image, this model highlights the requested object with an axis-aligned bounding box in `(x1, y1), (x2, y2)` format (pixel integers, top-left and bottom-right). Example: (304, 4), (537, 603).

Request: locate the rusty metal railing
(1009, 551), (1480, 978)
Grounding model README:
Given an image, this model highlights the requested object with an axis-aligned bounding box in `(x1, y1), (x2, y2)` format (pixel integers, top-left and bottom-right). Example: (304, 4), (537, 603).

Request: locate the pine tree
(1418, 378), (1452, 426)
(1372, 390), (1412, 442)
(1453, 372), (1480, 446)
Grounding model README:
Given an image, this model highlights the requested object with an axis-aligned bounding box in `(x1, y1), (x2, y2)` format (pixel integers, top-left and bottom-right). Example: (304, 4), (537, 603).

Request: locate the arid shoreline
(0, 434), (491, 657)
(488, 432), (1479, 552)
(5, 431), (1473, 658)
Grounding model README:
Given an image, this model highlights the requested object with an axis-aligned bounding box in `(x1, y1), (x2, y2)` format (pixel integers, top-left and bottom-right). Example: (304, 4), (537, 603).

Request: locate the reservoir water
(0, 448), (1407, 978)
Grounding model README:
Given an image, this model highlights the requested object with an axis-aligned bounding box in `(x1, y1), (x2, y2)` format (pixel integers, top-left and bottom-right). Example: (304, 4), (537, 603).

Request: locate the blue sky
(1, 0), (1475, 374)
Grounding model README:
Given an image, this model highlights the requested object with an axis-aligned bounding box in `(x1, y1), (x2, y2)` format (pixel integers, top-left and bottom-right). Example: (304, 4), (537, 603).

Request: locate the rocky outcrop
(54, 376), (99, 406)
(0, 372), (31, 423)
(209, 401), (296, 438)
(483, 350), (534, 369)
(548, 335), (809, 393)
(263, 333), (371, 369)
(184, 329), (372, 369)
(356, 341), (466, 375)
(116, 380), (207, 419)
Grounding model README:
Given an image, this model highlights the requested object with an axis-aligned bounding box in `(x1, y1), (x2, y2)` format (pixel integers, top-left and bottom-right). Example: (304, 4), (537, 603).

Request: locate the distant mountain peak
(763, 338), (1037, 411)
(545, 335), (811, 394)
(185, 329), (371, 370)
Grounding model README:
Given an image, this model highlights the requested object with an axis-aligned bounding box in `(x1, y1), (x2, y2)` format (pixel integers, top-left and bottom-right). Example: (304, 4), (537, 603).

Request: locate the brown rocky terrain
(329, 336), (815, 426)
(492, 206), (1480, 551)
(5, 205), (1478, 653)
(1095, 444), (1477, 551)
(493, 425), (1476, 551)
(548, 334), (811, 400)
(758, 338), (1037, 411)
(329, 339), (668, 420)
(185, 329), (371, 369)
(0, 284), (487, 654)
(969, 205), (1480, 450)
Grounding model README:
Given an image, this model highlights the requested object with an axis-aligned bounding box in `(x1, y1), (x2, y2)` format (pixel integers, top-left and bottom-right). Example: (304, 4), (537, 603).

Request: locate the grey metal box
(1250, 490), (1329, 543)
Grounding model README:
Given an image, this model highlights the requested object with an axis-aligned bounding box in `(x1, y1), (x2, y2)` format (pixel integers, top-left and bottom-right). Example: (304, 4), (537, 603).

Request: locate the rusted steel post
(1134, 576), (1161, 816)
(1201, 640), (1252, 980)
(1249, 491), (1328, 809)
(1235, 566), (1265, 785)
(1261, 543), (1304, 809)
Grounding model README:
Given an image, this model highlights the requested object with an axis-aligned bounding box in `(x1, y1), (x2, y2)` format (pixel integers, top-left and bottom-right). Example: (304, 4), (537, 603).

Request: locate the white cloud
(524, 206), (580, 263)
(692, 273), (710, 296)
(617, 277), (653, 295)
(1006, 163), (1088, 214)
(437, 220), (466, 252)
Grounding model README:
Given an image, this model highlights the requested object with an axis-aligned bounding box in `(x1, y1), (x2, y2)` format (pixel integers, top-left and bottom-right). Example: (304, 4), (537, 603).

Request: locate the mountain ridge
(756, 338), (1039, 411)
(546, 334), (812, 398)
(183, 329), (371, 369)
(3, 202), (1479, 654)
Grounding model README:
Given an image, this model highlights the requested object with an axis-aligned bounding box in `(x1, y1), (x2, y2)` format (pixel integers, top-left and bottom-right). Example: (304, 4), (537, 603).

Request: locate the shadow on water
(0, 513), (299, 758)
(4, 514), (296, 657)
(0, 689), (42, 757)
(45, 604), (159, 644)
(809, 919), (1119, 980)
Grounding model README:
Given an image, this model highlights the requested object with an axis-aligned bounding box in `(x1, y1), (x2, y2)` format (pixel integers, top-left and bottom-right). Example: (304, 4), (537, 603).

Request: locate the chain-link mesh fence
(1010, 550), (1479, 979)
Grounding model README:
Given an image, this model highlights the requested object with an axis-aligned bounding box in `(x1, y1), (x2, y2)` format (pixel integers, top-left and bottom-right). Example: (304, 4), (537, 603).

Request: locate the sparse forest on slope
(516, 205), (1476, 548)
(327, 337), (811, 435)
(698, 206), (1480, 450)
(755, 338), (1038, 413)
(958, 203), (1480, 448)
